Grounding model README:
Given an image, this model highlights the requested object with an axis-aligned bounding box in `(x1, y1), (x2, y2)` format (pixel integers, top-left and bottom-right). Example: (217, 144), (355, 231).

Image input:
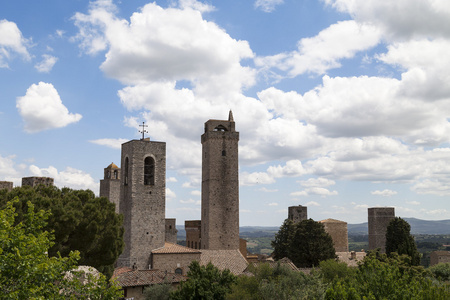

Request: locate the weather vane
(139, 122), (148, 140)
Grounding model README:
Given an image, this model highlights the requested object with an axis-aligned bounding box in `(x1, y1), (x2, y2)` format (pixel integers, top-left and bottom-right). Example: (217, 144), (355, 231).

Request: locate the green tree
(271, 219), (294, 260)
(428, 263), (450, 282)
(319, 259), (356, 283)
(289, 219), (336, 268)
(143, 281), (172, 300)
(385, 217), (421, 266)
(171, 261), (236, 300)
(325, 252), (450, 299)
(0, 185), (124, 277)
(0, 199), (123, 299)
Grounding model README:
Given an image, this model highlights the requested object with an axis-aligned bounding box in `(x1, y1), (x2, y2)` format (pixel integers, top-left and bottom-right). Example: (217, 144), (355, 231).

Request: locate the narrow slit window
(144, 157), (155, 185)
(124, 158), (129, 185)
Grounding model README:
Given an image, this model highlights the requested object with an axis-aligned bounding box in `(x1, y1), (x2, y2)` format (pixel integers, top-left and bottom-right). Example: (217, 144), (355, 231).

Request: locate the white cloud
(406, 201), (420, 206)
(324, 0), (450, 40)
(258, 187), (278, 192)
(167, 177), (178, 183)
(166, 187), (176, 200)
(177, 0), (215, 13)
(300, 177), (335, 188)
(16, 82), (82, 133)
(267, 202), (278, 206)
(255, 20), (382, 77)
(29, 165), (98, 192)
(0, 154), (20, 182)
(291, 187), (338, 197)
(371, 189), (398, 197)
(34, 54), (58, 73)
(179, 198), (201, 205)
(89, 138), (128, 149)
(190, 190), (201, 196)
(254, 0), (284, 13)
(305, 201), (320, 207)
(0, 19), (30, 68)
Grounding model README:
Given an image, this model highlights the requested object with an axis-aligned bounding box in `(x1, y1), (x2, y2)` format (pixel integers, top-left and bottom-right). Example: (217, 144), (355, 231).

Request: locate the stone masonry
(320, 218), (349, 252)
(0, 181), (13, 192)
(165, 218), (178, 244)
(100, 163), (121, 214)
(288, 205), (307, 223)
(368, 207), (395, 252)
(201, 111), (239, 250)
(117, 139), (166, 270)
(22, 176), (54, 187)
(185, 220), (202, 249)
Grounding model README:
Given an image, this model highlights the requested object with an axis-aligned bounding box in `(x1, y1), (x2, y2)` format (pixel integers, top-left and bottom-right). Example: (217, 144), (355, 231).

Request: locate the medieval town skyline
(1, 0), (449, 226)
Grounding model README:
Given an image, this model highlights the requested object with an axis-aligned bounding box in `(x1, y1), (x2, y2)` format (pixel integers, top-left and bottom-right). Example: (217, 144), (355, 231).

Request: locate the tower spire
(228, 110), (234, 122)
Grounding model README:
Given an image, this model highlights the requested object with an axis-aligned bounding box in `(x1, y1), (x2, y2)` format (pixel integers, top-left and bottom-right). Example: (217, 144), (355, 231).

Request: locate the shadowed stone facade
(165, 218), (178, 244)
(288, 205), (307, 223)
(22, 176), (54, 187)
(100, 163), (121, 214)
(185, 220), (202, 249)
(368, 207), (395, 253)
(117, 139), (166, 270)
(0, 181), (13, 191)
(201, 111), (239, 250)
(320, 218), (349, 252)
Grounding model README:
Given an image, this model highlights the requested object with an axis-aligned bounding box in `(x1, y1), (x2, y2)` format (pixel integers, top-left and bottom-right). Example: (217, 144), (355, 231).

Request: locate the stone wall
(0, 181), (13, 192)
(288, 205), (307, 223)
(165, 218), (178, 244)
(320, 219), (348, 252)
(368, 207), (395, 252)
(118, 139), (166, 270)
(151, 252), (201, 275)
(201, 116), (240, 250)
(22, 177), (54, 187)
(430, 251), (450, 266)
(185, 220), (202, 249)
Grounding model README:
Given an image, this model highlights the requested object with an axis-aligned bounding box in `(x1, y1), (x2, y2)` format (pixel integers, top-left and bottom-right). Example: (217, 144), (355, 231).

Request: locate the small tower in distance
(99, 163), (121, 214)
(117, 137), (166, 270)
(288, 205), (307, 223)
(201, 111), (239, 250)
(368, 207), (395, 253)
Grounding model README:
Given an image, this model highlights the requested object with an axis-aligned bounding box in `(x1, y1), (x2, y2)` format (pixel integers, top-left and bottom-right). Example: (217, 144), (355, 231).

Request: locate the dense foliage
(0, 185), (124, 277)
(325, 252), (450, 299)
(0, 199), (123, 299)
(144, 281), (172, 300)
(272, 218), (336, 267)
(171, 261), (236, 300)
(227, 263), (326, 300)
(386, 217), (421, 265)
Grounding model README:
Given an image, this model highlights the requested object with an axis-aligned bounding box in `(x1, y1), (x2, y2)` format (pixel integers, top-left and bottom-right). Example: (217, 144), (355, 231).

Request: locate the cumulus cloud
(0, 154), (20, 182)
(0, 19), (30, 68)
(254, 0), (284, 12)
(89, 138), (128, 149)
(291, 177), (338, 197)
(255, 20), (382, 77)
(16, 82), (82, 133)
(29, 165), (98, 192)
(371, 189), (398, 197)
(166, 187), (176, 200)
(34, 54), (58, 73)
(241, 160), (306, 186)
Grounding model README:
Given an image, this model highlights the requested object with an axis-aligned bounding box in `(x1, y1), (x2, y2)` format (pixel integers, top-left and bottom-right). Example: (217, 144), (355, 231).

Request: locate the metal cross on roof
(139, 122), (148, 140)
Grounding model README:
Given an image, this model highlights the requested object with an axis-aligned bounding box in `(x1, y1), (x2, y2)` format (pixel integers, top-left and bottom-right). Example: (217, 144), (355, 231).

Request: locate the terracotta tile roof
(113, 266), (133, 278)
(200, 249), (249, 275)
(248, 257), (300, 272)
(152, 242), (202, 254)
(112, 269), (187, 287)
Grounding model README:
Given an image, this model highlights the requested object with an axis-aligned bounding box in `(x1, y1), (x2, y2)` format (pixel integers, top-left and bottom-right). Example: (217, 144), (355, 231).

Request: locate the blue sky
(1, 0), (450, 226)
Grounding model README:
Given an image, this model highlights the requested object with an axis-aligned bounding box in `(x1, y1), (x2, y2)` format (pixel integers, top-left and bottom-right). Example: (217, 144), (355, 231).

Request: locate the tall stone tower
(201, 111), (239, 250)
(117, 138), (166, 269)
(288, 205), (307, 223)
(368, 207), (395, 253)
(99, 163), (121, 214)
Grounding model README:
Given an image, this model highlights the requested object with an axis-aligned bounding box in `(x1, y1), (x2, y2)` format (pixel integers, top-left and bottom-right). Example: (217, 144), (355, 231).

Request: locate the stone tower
(368, 207), (395, 253)
(201, 111), (239, 250)
(22, 177), (54, 187)
(117, 139), (166, 269)
(320, 218), (348, 252)
(288, 205), (307, 223)
(0, 181), (13, 192)
(99, 163), (121, 214)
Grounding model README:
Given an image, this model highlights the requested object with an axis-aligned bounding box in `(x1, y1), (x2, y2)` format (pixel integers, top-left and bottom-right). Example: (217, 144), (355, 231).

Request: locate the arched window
(144, 157), (155, 185)
(175, 268), (183, 275)
(124, 157), (129, 185)
(114, 170), (118, 179)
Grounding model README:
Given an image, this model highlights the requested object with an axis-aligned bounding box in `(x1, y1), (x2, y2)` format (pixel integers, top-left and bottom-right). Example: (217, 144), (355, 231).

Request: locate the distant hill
(176, 218), (450, 239)
(348, 218), (450, 235)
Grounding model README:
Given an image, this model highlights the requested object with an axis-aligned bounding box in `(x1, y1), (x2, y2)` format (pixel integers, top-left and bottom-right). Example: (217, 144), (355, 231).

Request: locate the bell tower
(201, 111), (239, 250)
(117, 137), (166, 269)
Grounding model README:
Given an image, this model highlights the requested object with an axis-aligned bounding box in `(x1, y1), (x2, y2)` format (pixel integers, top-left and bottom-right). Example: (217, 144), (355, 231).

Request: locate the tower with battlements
(288, 205), (307, 223)
(201, 111), (239, 250)
(117, 138), (166, 269)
